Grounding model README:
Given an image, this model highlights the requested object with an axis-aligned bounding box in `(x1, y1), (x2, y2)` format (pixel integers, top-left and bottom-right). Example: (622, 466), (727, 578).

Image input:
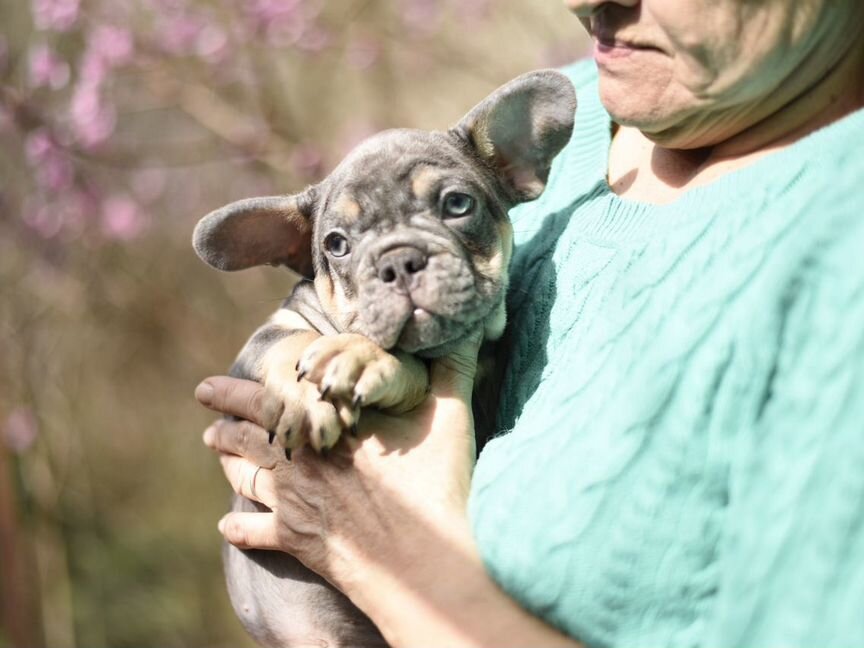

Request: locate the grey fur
(194, 70), (576, 647)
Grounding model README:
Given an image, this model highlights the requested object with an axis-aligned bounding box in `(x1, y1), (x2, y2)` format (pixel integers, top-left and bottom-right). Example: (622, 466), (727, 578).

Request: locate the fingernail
(202, 425), (216, 446)
(195, 381), (214, 406)
(217, 516), (226, 534)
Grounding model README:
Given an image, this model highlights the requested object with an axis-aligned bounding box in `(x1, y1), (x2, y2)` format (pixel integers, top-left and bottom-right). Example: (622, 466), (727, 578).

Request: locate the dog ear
(192, 190), (316, 278)
(452, 70), (576, 202)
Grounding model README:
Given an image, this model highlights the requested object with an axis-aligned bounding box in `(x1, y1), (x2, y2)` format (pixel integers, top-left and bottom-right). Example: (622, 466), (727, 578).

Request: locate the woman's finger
(195, 376), (283, 431)
(218, 453), (279, 510)
(218, 511), (282, 550)
(203, 418), (280, 469)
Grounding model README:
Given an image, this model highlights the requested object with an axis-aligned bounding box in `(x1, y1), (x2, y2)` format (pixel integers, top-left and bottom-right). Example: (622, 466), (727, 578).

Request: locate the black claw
(295, 360), (300, 371)
(320, 385), (330, 400)
(284, 448), (292, 461)
(352, 393), (363, 408)
(297, 370), (306, 382)
(350, 424), (358, 438)
(268, 431), (276, 445)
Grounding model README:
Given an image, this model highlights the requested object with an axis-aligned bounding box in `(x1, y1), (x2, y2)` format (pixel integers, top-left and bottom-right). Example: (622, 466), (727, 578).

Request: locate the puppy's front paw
(263, 376), (352, 454)
(297, 334), (425, 413)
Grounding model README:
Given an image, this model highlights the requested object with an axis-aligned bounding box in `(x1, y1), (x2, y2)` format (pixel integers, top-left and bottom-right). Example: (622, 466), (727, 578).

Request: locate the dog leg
(297, 334), (429, 417)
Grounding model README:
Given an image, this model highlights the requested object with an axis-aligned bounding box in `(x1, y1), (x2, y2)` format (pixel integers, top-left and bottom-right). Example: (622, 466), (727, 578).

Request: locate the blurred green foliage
(0, 1), (588, 646)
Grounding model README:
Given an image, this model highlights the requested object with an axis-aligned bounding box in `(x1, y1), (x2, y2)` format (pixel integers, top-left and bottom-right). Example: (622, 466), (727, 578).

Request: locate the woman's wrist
(344, 512), (488, 647)
(342, 512), (581, 648)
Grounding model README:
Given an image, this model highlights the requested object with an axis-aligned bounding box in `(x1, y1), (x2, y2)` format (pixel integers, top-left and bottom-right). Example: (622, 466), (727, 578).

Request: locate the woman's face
(565, 0), (864, 148)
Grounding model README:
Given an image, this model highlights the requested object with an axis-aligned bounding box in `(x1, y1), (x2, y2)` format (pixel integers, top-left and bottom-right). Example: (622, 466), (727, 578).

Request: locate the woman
(195, 1), (864, 645)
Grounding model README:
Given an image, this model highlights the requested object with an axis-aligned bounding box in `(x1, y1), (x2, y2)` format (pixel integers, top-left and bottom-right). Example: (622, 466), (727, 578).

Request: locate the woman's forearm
(344, 514), (583, 648)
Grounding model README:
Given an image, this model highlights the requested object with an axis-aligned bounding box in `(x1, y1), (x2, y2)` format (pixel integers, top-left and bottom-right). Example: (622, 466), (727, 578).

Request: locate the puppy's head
(194, 70), (576, 357)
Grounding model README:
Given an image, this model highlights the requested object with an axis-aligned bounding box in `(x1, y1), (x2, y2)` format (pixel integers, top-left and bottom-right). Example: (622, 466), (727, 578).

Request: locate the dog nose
(377, 246), (428, 287)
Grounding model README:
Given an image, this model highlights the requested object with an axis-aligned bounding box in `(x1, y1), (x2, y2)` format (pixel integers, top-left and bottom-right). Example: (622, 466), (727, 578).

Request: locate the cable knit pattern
(468, 60), (864, 648)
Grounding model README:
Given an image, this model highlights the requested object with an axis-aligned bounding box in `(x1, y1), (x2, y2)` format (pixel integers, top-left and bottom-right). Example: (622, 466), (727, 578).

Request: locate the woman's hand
(195, 334), (580, 647)
(194, 333), (481, 595)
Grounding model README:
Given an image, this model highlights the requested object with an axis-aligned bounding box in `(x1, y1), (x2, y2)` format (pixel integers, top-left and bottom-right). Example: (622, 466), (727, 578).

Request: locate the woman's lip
(593, 38), (661, 61)
(594, 40), (636, 59)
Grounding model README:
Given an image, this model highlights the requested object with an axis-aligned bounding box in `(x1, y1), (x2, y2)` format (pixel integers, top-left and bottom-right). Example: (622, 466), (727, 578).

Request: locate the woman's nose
(563, 0), (639, 18)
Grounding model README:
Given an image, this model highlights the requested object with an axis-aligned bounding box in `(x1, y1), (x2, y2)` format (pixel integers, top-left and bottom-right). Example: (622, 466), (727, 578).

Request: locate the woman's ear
(192, 188), (317, 279)
(452, 70), (576, 202)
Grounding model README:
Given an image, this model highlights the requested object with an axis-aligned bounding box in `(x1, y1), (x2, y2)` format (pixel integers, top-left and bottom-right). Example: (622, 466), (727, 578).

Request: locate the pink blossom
(195, 25), (229, 63)
(25, 129), (74, 192)
(243, 0), (309, 47)
(101, 195), (147, 240)
(2, 408), (39, 454)
(70, 83), (116, 149)
(23, 199), (64, 238)
(79, 47), (109, 86)
(31, 0), (80, 32)
(90, 25), (134, 66)
(157, 14), (205, 55)
(22, 191), (95, 239)
(28, 44), (71, 90)
(246, 0), (302, 30)
(25, 128), (54, 162)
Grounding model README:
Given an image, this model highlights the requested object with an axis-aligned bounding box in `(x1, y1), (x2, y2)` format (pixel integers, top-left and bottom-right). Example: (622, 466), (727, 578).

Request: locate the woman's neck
(608, 41), (864, 204)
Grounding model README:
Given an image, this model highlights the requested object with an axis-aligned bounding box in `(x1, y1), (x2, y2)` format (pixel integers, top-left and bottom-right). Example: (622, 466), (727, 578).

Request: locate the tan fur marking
(261, 331), (320, 382)
(481, 219), (513, 341)
(314, 274), (358, 331)
(315, 273), (337, 318)
(476, 219), (513, 280)
(411, 166), (441, 199)
(500, 218), (514, 270)
(333, 194), (361, 222)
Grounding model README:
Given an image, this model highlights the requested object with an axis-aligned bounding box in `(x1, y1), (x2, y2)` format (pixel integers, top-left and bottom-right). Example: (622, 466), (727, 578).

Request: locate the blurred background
(0, 1), (589, 646)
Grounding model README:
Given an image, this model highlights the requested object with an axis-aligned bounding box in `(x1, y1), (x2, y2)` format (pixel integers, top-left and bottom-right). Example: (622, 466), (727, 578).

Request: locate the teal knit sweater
(468, 61), (864, 648)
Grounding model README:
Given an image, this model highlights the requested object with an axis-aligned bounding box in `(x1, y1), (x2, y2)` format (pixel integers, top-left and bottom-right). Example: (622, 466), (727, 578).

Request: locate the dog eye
(442, 192), (475, 218)
(324, 232), (351, 258)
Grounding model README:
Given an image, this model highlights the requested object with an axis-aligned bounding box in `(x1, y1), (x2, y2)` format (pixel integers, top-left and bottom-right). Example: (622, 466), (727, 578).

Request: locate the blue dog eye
(442, 192), (475, 217)
(324, 232), (350, 257)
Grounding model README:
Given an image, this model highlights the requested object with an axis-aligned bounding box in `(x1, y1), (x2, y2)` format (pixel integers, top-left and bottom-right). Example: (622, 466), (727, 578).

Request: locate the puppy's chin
(395, 308), (461, 355)
(358, 305), (483, 358)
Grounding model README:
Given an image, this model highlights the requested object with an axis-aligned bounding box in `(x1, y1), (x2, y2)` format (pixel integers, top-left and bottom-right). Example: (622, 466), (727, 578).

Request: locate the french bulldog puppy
(193, 70), (576, 648)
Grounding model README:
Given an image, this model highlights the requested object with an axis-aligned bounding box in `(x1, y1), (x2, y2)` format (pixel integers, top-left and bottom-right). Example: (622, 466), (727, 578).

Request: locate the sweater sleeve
(704, 211), (864, 647)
